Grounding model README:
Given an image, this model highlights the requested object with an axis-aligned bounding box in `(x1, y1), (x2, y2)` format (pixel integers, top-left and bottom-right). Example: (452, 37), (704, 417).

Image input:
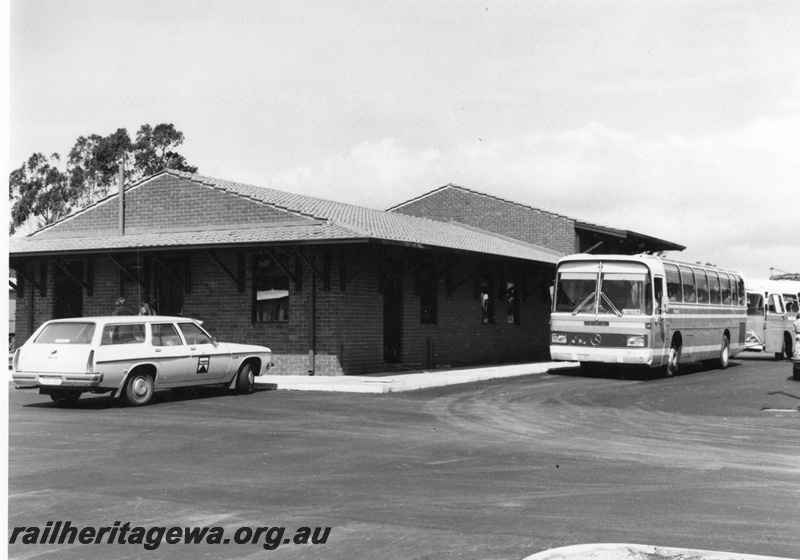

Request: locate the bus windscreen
(555, 262), (652, 316)
(599, 272), (652, 316)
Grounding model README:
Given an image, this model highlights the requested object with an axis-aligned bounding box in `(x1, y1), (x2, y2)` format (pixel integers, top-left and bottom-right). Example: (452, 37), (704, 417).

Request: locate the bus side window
(654, 277), (664, 312)
(664, 264), (682, 302)
(731, 275), (747, 305)
(708, 271), (721, 305)
(768, 294), (784, 314)
(747, 292), (764, 316)
(720, 275), (732, 305)
(679, 266), (696, 303)
(694, 268), (709, 304)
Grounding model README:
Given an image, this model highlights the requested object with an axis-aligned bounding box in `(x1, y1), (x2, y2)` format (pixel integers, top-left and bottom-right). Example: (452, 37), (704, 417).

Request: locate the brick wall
(392, 187), (578, 255)
(34, 174), (310, 238)
(12, 244), (551, 376)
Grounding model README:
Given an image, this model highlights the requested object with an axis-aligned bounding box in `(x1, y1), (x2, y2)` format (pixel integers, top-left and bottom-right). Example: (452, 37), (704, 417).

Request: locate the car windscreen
(177, 322), (212, 345)
(34, 322), (96, 344)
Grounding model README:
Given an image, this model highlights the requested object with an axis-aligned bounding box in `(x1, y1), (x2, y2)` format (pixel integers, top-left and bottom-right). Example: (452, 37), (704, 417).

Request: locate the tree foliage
(9, 123), (198, 234)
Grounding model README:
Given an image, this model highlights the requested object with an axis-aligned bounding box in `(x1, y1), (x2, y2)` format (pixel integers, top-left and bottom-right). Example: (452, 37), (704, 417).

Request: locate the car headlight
(551, 333), (567, 344)
(626, 335), (646, 347)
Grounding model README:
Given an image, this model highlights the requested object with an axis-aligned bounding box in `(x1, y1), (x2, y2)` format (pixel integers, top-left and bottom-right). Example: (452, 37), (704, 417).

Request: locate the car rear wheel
(237, 363), (256, 394)
(50, 391), (81, 406)
(125, 372), (154, 406)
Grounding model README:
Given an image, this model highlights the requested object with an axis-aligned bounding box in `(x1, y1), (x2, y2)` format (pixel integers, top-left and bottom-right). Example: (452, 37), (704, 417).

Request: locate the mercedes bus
(550, 254), (747, 375)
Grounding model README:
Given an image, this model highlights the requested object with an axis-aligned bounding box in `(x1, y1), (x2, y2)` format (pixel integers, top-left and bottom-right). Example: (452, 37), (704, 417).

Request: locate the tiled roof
(388, 183), (685, 252)
(10, 171), (561, 264)
(9, 224), (361, 255)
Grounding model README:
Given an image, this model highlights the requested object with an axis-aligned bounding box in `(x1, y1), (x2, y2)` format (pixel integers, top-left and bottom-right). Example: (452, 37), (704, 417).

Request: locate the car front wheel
(237, 363), (256, 394)
(125, 372), (154, 406)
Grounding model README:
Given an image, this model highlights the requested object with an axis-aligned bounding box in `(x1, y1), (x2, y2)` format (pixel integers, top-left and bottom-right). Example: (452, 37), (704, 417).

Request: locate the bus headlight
(626, 335), (646, 347)
(551, 333), (567, 344)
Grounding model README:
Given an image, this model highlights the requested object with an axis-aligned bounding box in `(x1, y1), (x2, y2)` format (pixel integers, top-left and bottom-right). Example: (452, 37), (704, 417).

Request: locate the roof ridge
(387, 183), (574, 221)
(385, 183), (455, 211)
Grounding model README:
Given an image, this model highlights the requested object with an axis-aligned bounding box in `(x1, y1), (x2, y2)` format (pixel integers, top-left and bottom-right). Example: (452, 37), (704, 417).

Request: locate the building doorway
(54, 260), (84, 319)
(156, 258), (185, 317)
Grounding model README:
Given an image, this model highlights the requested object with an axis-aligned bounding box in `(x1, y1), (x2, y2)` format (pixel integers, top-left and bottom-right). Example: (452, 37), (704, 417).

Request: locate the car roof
(43, 316), (199, 324)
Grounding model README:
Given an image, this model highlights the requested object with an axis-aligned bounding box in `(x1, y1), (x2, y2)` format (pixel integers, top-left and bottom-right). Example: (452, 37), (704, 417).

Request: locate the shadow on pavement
(19, 383), (277, 410)
(550, 360), (743, 381)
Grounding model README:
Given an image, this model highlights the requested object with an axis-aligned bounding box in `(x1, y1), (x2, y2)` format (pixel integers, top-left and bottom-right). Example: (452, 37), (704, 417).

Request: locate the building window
(417, 263), (437, 324)
(254, 256), (289, 323)
(506, 281), (519, 324)
(480, 275), (495, 324)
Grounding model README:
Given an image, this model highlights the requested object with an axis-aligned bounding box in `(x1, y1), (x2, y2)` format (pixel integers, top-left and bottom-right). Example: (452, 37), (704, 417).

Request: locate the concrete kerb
(255, 361), (579, 393)
(522, 543), (796, 560)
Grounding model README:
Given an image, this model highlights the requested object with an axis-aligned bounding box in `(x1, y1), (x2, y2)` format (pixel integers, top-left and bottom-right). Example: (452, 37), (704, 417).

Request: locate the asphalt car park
(7, 354), (800, 560)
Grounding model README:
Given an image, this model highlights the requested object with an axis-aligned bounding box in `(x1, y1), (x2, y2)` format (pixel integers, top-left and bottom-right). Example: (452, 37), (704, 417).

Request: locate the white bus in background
(550, 254), (747, 376)
(744, 279), (800, 359)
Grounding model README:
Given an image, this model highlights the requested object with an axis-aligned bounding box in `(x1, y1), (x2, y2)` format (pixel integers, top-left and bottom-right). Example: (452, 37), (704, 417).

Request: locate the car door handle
(155, 349), (162, 353)
(190, 347), (196, 351)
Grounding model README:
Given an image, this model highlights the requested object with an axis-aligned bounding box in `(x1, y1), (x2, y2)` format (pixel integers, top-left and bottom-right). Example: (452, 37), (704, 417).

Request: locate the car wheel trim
(132, 377), (150, 398)
(126, 373), (154, 406)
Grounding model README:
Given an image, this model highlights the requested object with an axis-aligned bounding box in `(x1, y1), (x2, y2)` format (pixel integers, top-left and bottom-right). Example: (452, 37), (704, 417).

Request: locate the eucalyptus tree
(9, 123), (198, 234)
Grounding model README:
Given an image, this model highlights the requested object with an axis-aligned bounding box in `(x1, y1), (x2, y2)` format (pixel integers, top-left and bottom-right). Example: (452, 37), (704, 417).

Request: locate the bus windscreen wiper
(572, 293), (596, 315)
(599, 292), (623, 317)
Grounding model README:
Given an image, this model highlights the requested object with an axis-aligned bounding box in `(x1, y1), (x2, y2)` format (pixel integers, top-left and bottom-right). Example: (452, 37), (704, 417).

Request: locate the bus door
(653, 276), (669, 366)
(765, 293), (785, 354)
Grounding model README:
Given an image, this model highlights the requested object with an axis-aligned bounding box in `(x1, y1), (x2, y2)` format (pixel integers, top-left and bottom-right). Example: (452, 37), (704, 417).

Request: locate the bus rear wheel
(718, 336), (730, 370)
(667, 342), (681, 377)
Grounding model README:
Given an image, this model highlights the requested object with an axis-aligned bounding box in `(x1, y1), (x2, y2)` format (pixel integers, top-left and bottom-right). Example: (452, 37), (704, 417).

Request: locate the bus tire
(784, 333), (794, 360)
(718, 336), (730, 370)
(667, 341), (681, 377)
(125, 371), (154, 406)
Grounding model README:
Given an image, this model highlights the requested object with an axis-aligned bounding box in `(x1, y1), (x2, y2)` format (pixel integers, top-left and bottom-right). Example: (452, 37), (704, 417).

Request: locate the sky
(5, 0), (800, 279)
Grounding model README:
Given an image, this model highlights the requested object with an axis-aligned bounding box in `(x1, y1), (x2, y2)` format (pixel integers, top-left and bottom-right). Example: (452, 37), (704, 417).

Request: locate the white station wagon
(12, 316), (274, 406)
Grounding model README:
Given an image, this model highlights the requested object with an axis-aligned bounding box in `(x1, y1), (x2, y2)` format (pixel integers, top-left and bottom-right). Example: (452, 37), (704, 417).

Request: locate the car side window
(152, 323), (183, 347)
(177, 323), (212, 345)
(101, 324), (146, 345)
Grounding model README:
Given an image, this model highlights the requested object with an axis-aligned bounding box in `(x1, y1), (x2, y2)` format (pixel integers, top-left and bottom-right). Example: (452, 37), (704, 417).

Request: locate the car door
(150, 322), (192, 385)
(176, 322), (231, 383)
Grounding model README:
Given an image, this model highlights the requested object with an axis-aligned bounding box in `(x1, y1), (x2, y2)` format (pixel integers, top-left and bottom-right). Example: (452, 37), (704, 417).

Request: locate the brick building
(9, 171), (682, 376)
(388, 184), (684, 255)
